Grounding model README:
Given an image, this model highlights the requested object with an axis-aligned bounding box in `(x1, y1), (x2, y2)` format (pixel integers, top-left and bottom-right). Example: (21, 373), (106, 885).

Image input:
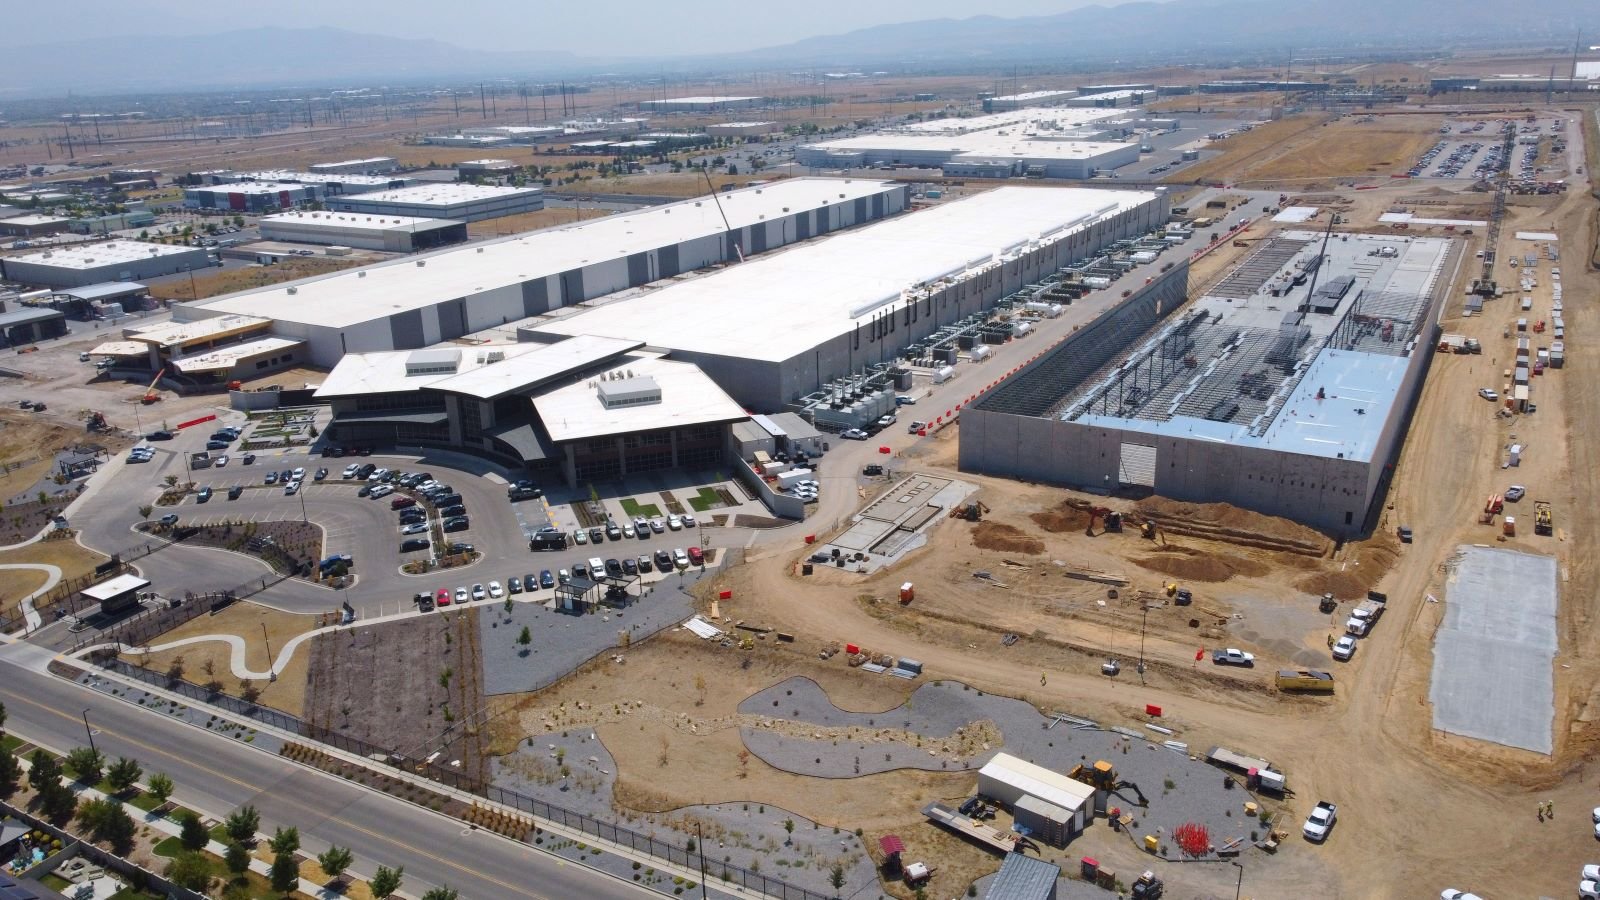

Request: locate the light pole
(261, 622), (277, 683)
(695, 823), (708, 900)
(1232, 860), (1244, 900)
(81, 708), (97, 755)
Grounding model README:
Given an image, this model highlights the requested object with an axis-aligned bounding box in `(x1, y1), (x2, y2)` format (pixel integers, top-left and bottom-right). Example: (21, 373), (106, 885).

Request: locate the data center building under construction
(959, 231), (1456, 535)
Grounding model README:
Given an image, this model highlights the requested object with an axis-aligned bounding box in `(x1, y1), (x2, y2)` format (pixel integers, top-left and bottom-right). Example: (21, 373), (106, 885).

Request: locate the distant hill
(740, 0), (1595, 67)
(3, 27), (580, 96)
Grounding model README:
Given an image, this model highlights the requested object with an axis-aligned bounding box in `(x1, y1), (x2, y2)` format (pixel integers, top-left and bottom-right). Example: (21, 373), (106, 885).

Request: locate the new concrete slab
(1430, 545), (1557, 754)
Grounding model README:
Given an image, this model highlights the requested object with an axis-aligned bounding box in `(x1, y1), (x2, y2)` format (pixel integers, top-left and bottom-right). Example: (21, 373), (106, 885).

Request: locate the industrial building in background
(325, 183), (545, 222)
(639, 96), (764, 112)
(258, 211), (468, 252)
(706, 121), (782, 137)
(309, 157), (399, 175)
(983, 90), (1079, 112)
(1, 241), (213, 288)
(960, 232), (1455, 535)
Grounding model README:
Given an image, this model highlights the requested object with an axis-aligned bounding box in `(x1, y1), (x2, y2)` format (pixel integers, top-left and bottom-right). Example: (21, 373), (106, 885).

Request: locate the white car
(342, 464), (360, 478)
(681, 513), (696, 528)
(1213, 648), (1256, 667)
(369, 485), (393, 499)
(1478, 388), (1499, 401)
(367, 468), (390, 482)
(401, 522), (429, 535)
(673, 547), (690, 568)
(213, 455), (229, 468)
(283, 480), (301, 495)
(488, 581), (504, 599)
(1581, 883), (1599, 900)
(1332, 635), (1357, 661)
(1585, 864), (1600, 881)
(1504, 485), (1525, 502)
(1441, 892), (1484, 900)
(841, 428), (868, 440)
(292, 467), (305, 479)
(1592, 806), (1600, 824)
(454, 587), (469, 604)
(667, 514), (683, 531)
(471, 583), (486, 601)
(650, 517), (666, 533)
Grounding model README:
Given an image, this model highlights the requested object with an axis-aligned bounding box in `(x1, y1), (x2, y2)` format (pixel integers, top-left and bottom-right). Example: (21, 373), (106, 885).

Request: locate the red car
(435, 588), (451, 607)
(687, 546), (704, 566)
(391, 496), (416, 510)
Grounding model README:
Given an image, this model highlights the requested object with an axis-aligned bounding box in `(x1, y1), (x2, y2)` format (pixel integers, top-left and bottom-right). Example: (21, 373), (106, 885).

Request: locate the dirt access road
(711, 132), (1600, 898)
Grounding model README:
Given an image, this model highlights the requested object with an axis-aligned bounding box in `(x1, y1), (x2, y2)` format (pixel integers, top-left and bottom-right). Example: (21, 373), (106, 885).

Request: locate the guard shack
(80, 573), (151, 616)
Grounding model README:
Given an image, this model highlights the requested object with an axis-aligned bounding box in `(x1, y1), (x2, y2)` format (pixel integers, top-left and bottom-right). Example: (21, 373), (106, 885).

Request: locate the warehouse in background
(326, 183), (544, 222)
(258, 211), (468, 252)
(1, 242), (213, 288)
(640, 96), (764, 112)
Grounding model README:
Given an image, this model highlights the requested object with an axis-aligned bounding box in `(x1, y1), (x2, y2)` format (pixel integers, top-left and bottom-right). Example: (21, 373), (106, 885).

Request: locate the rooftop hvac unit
(417, 260), (426, 267)
(287, 287), (297, 295)
(358, 271), (366, 277)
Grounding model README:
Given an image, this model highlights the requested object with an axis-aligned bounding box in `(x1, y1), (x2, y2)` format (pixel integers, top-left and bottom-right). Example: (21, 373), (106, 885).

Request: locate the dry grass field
(149, 256), (363, 301)
(466, 206), (611, 238)
(137, 602), (318, 716)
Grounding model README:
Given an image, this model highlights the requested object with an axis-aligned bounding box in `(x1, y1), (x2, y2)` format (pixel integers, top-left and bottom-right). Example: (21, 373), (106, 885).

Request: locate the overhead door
(1118, 442), (1157, 488)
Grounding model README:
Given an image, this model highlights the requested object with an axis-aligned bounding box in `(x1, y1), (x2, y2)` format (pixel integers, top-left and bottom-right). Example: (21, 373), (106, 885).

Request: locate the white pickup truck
(1303, 801), (1338, 842)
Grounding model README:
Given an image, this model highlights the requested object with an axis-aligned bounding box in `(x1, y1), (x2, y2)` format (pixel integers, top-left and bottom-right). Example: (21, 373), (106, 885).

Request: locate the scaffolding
(1211, 237), (1312, 300)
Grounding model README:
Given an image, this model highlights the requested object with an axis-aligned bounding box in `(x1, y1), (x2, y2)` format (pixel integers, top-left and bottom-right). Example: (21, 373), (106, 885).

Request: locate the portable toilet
(899, 582), (915, 604)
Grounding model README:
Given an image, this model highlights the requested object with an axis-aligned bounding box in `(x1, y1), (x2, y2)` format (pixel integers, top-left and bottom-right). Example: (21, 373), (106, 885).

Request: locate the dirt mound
(1135, 497), (1331, 555)
(971, 521), (1044, 555)
(1135, 548), (1271, 583)
(1030, 501), (1091, 533)
(1296, 532), (1402, 598)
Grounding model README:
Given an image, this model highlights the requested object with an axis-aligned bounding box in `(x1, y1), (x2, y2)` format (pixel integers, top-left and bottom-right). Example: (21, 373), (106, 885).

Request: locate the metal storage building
(0, 307), (67, 345)
(1013, 795), (1076, 847)
(1, 241), (212, 288)
(258, 211), (467, 252)
(640, 96), (763, 112)
(177, 179), (908, 367)
(977, 753), (1094, 835)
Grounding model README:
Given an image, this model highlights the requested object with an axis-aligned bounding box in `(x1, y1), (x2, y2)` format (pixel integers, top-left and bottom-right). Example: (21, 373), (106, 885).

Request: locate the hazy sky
(10, 0), (1131, 55)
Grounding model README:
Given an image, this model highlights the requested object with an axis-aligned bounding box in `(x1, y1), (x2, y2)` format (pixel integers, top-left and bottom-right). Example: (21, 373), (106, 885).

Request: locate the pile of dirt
(1134, 547), (1271, 583)
(971, 521), (1044, 555)
(1030, 501), (1091, 533)
(1296, 533), (1401, 599)
(1135, 497), (1331, 556)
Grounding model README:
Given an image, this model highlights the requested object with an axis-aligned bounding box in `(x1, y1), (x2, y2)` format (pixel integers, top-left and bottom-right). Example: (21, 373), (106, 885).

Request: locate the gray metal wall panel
(521, 278), (549, 317)
(796, 211), (812, 241)
(853, 197), (867, 223)
(559, 268), (585, 305)
(750, 224), (768, 254)
(388, 308), (426, 349)
(439, 298), (467, 340)
(658, 244), (681, 278)
(627, 252), (650, 286)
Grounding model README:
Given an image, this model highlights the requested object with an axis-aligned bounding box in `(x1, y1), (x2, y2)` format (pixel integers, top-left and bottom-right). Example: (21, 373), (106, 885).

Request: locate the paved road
(0, 642), (647, 900)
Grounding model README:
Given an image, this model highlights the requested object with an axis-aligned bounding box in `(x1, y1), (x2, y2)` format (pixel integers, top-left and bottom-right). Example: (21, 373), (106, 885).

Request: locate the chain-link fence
(90, 657), (837, 900)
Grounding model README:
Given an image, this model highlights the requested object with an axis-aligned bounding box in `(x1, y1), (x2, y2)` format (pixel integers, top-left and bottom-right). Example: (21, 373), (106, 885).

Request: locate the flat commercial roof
(979, 753), (1095, 812)
(58, 281), (147, 302)
(81, 573), (150, 601)
(338, 183), (539, 205)
(126, 313), (271, 349)
(892, 106), (1122, 135)
(990, 89), (1078, 102)
(261, 210), (461, 233)
(1, 214), (69, 227)
(532, 354), (746, 443)
(194, 181), (308, 196)
(314, 334), (642, 400)
(0, 307), (64, 328)
(8, 241), (197, 269)
(89, 340), (148, 356)
(533, 186), (1156, 362)
(804, 132), (1131, 162)
(642, 96), (759, 104)
(230, 170), (400, 187)
(193, 178), (900, 329)
(169, 336), (304, 373)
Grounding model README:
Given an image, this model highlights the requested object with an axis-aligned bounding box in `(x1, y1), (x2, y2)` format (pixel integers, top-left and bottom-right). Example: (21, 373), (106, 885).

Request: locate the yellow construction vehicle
(1535, 501), (1552, 536)
(1069, 760), (1148, 807)
(950, 500), (990, 521)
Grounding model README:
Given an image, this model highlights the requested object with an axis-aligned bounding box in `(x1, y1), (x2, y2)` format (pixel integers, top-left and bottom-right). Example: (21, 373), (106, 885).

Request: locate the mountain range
(3, 0), (1592, 97)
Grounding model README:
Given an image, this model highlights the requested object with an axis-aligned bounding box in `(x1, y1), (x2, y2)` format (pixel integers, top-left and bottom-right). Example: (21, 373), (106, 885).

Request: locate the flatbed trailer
(922, 803), (1018, 855)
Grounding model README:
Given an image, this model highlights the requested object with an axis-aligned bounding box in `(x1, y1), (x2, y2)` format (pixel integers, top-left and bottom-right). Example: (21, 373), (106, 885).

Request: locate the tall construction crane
(1472, 120), (1517, 298)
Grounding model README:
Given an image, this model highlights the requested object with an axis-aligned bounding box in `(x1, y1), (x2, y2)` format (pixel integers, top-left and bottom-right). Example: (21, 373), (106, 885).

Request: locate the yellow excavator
(1069, 760), (1148, 808)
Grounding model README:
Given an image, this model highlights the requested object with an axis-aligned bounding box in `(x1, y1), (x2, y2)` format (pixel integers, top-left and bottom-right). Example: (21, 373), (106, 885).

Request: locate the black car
(438, 504), (466, 519)
(622, 558), (638, 577)
(398, 511), (426, 524)
(328, 447), (345, 458)
(278, 470), (292, 482)
(146, 430), (175, 441)
(508, 577), (522, 594)
(862, 464), (884, 476)
(206, 440), (229, 451)
(605, 558), (624, 578)
(314, 468), (328, 481)
(400, 538), (431, 553)
(242, 453), (256, 465)
(196, 487), (213, 503)
(447, 541), (474, 554)
(539, 570), (555, 589)
(654, 549), (673, 571)
(572, 563), (589, 579)
(588, 526), (605, 544)
(227, 485), (244, 500)
(416, 591), (435, 612)
(442, 516), (470, 533)
(357, 484), (373, 497)
(606, 522), (623, 541)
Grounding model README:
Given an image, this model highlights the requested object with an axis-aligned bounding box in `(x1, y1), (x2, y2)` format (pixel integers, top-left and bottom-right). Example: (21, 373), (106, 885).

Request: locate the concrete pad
(1430, 545), (1556, 754)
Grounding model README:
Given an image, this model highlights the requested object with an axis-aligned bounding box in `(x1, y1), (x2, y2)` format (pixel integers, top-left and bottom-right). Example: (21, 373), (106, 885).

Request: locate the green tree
(270, 851), (300, 895)
(146, 772), (175, 805)
(830, 864), (846, 890)
(138, 505), (153, 520)
(0, 745), (18, 795)
(269, 825), (300, 856)
(106, 756), (142, 794)
(783, 818), (795, 844)
(81, 798), (135, 853)
(179, 811), (209, 852)
(517, 626), (531, 651)
(420, 888), (459, 900)
(0, 699), (6, 732)
(317, 845), (354, 882)
(369, 865), (404, 899)
(37, 781), (77, 822)
(28, 749), (62, 792)
(225, 805), (260, 844)
(67, 746), (105, 784)
(225, 841), (251, 878)
(165, 851), (213, 892)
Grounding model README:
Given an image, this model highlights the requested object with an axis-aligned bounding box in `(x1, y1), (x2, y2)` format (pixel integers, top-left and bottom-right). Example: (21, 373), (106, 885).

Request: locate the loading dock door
(1118, 442), (1157, 488)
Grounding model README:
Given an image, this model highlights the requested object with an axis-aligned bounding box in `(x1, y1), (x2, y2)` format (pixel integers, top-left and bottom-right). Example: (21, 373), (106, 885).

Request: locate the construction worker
(1040, 673), (1048, 687)
(1547, 800), (1555, 819)
(1537, 802), (1544, 822)
(1327, 633), (1335, 650)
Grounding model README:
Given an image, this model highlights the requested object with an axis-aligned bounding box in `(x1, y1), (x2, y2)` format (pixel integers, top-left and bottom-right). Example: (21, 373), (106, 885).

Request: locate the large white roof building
(0, 241), (212, 288)
(325, 183), (544, 222)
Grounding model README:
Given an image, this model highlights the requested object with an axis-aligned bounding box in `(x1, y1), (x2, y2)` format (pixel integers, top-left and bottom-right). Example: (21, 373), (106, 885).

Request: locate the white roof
(314, 334), (642, 400)
(198, 181), (310, 196)
(979, 753), (1095, 812)
(310, 157), (395, 167)
(8, 241), (201, 269)
(989, 89), (1078, 102)
(715, 121), (777, 128)
(891, 106), (1121, 135)
(335, 183), (540, 205)
(260, 210), (460, 233)
(533, 355), (746, 442)
(2, 214), (70, 226)
(532, 186), (1156, 362)
(231, 169), (399, 187)
(126, 313), (271, 348)
(192, 178), (900, 329)
(81, 573), (150, 601)
(642, 96), (760, 105)
(169, 336), (304, 373)
(89, 341), (149, 356)
(805, 132), (1131, 162)
(458, 159), (516, 166)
